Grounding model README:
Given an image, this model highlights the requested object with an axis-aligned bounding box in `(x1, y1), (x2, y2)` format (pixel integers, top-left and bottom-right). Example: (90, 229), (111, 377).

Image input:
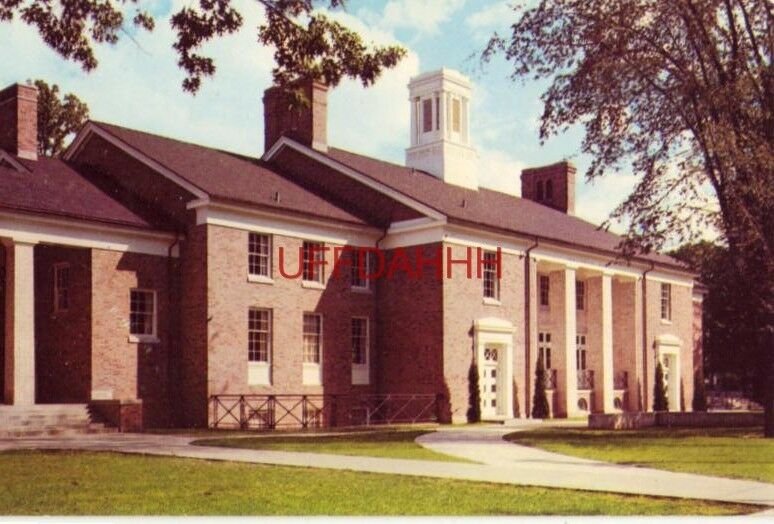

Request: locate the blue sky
(0, 0), (639, 228)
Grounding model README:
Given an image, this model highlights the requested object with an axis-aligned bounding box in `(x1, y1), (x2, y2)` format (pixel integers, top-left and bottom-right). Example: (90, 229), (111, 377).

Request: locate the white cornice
(263, 137), (446, 221)
(0, 210), (180, 257)
(64, 122), (209, 199)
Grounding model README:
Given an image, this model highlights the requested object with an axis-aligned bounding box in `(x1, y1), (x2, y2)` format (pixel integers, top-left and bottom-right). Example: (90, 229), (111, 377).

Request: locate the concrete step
(0, 404), (118, 437)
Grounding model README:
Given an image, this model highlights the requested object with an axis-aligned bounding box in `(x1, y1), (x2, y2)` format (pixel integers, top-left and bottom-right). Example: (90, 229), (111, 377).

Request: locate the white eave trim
(0, 150), (31, 173)
(0, 209), (180, 257)
(64, 122), (209, 199)
(263, 137), (446, 222)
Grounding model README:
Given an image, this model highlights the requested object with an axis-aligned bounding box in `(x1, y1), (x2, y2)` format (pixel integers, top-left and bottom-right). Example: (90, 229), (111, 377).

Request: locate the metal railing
(577, 369), (594, 390)
(209, 393), (442, 430)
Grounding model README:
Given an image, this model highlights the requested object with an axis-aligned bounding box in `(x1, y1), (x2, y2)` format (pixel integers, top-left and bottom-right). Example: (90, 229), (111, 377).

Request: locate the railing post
(301, 395), (308, 429)
(239, 395), (246, 430)
(211, 396), (217, 429)
(268, 395), (276, 429)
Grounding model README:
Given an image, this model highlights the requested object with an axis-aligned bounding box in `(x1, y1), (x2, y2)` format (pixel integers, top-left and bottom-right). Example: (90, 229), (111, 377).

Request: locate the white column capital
(1, 237), (38, 248)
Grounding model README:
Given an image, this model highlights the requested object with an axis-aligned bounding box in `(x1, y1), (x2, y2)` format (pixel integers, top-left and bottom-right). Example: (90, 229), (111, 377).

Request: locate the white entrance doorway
(656, 334), (682, 411)
(480, 346), (502, 418)
(473, 318), (515, 420)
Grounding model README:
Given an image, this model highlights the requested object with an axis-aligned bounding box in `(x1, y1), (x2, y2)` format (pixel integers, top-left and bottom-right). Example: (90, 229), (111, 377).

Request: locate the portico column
(3, 239), (36, 405)
(601, 272), (615, 412)
(562, 266), (579, 416)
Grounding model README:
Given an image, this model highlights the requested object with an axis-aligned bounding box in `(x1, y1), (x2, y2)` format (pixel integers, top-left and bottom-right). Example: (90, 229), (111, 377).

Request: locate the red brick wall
(34, 245), (92, 403)
(203, 224), (377, 424)
(90, 249), (172, 428)
(442, 243), (524, 422)
(263, 81), (327, 152)
(0, 244), (5, 398)
(0, 84), (37, 158)
(693, 296), (704, 384)
(521, 162), (576, 214)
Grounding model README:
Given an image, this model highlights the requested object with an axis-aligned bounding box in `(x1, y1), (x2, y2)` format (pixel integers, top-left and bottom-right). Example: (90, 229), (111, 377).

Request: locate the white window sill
(483, 297), (501, 306)
(352, 364), (369, 385)
(302, 362), (322, 385)
(247, 274), (274, 285)
(351, 286), (372, 294)
(660, 319), (673, 325)
(302, 280), (325, 290)
(128, 334), (160, 344)
(248, 361), (271, 385)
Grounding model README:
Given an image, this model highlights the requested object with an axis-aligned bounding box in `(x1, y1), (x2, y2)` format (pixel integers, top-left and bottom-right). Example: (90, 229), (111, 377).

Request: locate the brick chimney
(263, 79), (327, 153)
(521, 161), (576, 214)
(0, 83), (38, 161)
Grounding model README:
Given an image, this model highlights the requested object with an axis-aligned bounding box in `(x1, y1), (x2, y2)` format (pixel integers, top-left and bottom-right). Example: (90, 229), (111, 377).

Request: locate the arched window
(536, 180), (544, 201)
(545, 179), (554, 200)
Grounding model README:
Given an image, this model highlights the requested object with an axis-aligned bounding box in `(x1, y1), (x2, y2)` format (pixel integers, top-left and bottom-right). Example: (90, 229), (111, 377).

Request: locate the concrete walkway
(0, 427), (772, 508)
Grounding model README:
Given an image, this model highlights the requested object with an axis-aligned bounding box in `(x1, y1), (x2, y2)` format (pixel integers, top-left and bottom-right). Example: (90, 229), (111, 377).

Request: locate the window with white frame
(248, 308), (271, 363)
(539, 275), (550, 307)
(538, 332), (552, 369)
(302, 241), (324, 284)
(53, 263), (70, 312)
(482, 251), (500, 300)
(248, 233), (271, 278)
(661, 283), (672, 321)
(352, 317), (368, 365)
(351, 249), (370, 289)
(576, 334), (587, 370)
(303, 313), (322, 363)
(452, 97), (461, 132)
(576, 281), (585, 310)
(129, 289), (156, 337)
(422, 98), (433, 133)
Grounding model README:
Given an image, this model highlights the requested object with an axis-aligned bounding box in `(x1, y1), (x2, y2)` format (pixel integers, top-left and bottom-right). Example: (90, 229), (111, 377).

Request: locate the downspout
(374, 227), (389, 398)
(641, 261), (655, 412)
(524, 236), (539, 418)
(166, 233), (182, 427)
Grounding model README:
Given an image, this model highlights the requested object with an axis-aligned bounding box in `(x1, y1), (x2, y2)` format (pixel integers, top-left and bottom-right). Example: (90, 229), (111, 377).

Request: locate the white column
(3, 239), (36, 405)
(563, 267), (578, 416)
(410, 97), (418, 146)
(601, 272), (615, 412)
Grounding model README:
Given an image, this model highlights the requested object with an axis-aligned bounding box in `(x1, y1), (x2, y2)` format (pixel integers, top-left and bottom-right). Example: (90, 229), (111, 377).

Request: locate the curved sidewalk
(0, 428), (772, 507)
(416, 426), (774, 507)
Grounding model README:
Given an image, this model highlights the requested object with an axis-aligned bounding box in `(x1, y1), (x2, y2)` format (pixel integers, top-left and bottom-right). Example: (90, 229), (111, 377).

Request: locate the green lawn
(0, 451), (759, 515)
(192, 429), (468, 462)
(506, 426), (774, 483)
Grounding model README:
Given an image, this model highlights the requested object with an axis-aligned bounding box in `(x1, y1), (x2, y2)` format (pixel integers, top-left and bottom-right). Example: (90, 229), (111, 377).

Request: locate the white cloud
(476, 148), (525, 196)
(371, 0), (467, 35)
(466, 2), (517, 39)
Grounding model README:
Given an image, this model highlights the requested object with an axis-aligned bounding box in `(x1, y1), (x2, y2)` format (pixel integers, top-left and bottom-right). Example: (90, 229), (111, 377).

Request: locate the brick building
(0, 69), (703, 429)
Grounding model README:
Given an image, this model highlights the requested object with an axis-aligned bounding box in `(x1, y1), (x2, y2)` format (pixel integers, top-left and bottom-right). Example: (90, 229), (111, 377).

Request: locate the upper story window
(538, 331), (552, 369)
(248, 233), (271, 278)
(422, 98), (433, 133)
(130, 289), (156, 338)
(351, 249), (371, 290)
(248, 308), (271, 363)
(303, 313), (322, 364)
(302, 241), (324, 284)
(539, 275), (550, 307)
(576, 281), (585, 310)
(660, 283), (672, 321)
(576, 334), (587, 370)
(452, 97), (461, 132)
(482, 251), (500, 301)
(53, 263), (70, 312)
(352, 317), (368, 365)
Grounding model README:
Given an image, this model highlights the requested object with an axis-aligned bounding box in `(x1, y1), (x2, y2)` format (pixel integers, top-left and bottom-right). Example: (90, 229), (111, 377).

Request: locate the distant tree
(466, 361), (481, 423)
(487, 0), (773, 437)
(693, 374), (708, 412)
(653, 362), (669, 412)
(531, 355), (550, 419)
(32, 80), (89, 157)
(2, 1), (406, 94)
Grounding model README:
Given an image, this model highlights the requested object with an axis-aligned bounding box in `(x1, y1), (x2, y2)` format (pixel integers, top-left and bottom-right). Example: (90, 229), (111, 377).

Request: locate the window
(248, 309), (271, 362)
(538, 331), (552, 369)
(352, 318), (368, 365)
(452, 98), (461, 132)
(539, 275), (550, 307)
(536, 180), (544, 201)
(53, 263), (70, 312)
(545, 179), (554, 200)
(661, 283), (672, 321)
(482, 251), (500, 301)
(303, 313), (322, 363)
(351, 249), (370, 289)
(248, 233), (271, 278)
(302, 241), (324, 284)
(422, 98), (433, 133)
(576, 281), (585, 310)
(576, 334), (587, 370)
(129, 289), (156, 338)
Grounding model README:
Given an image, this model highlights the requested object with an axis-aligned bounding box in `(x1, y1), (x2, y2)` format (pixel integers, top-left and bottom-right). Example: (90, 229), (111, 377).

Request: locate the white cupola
(405, 68), (477, 190)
